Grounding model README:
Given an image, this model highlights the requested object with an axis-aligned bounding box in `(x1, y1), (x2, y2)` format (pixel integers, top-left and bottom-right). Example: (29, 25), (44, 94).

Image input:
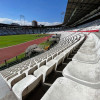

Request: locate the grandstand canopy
(64, 0), (100, 26)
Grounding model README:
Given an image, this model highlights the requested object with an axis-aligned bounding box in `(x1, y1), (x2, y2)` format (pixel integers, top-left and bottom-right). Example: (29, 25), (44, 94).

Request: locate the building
(32, 20), (38, 27)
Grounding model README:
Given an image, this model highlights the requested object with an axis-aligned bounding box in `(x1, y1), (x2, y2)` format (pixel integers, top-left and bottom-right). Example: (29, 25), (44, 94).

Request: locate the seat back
(11, 73), (26, 87)
(22, 75), (43, 97)
(47, 56), (52, 62)
(28, 66), (37, 75)
(40, 60), (46, 67)
(46, 66), (55, 77)
(7, 73), (18, 81)
(53, 53), (57, 59)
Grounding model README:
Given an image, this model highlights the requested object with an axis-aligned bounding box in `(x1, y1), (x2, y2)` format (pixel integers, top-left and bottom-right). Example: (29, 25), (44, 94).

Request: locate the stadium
(0, 0), (100, 100)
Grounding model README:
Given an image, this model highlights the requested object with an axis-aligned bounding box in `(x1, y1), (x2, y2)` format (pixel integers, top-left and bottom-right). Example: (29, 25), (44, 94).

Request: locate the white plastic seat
(36, 60), (46, 68)
(6, 73), (18, 81)
(63, 60), (100, 88)
(23, 65), (38, 75)
(78, 47), (95, 54)
(62, 37), (84, 59)
(12, 75), (42, 100)
(34, 65), (55, 82)
(30, 60), (36, 67)
(46, 56), (52, 62)
(52, 53), (57, 59)
(46, 60), (56, 68)
(41, 77), (100, 100)
(20, 67), (28, 74)
(53, 53), (65, 70)
(7, 73), (26, 88)
(34, 60), (56, 82)
(73, 52), (100, 64)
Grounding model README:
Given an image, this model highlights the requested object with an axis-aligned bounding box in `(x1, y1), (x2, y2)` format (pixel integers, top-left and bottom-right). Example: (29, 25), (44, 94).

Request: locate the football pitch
(0, 34), (49, 48)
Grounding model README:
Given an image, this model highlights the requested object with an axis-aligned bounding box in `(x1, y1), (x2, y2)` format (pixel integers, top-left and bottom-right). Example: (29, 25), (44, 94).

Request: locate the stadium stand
(41, 33), (100, 100)
(0, 0), (100, 100)
(0, 31), (85, 100)
(0, 24), (100, 100)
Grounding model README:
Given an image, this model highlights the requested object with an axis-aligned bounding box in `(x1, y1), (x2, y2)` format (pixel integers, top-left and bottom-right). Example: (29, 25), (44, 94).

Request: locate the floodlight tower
(61, 12), (65, 23)
(20, 15), (25, 25)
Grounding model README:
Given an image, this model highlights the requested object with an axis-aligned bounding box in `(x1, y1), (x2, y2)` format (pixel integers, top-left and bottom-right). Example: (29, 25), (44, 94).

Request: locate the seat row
(11, 35), (85, 100)
(0, 32), (83, 81)
(41, 33), (100, 100)
(0, 32), (85, 100)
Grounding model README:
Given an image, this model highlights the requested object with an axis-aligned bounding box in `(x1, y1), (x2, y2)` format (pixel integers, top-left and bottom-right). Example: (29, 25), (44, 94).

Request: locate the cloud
(0, 18), (61, 26)
(0, 18), (31, 25)
(38, 22), (61, 26)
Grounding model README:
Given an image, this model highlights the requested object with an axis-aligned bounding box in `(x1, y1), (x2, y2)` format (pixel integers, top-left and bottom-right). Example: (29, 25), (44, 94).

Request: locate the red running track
(0, 35), (52, 64)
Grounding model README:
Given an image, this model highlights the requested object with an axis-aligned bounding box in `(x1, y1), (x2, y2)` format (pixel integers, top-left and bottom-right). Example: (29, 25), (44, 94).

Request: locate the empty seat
(20, 67), (28, 74)
(12, 75), (43, 100)
(30, 60), (36, 67)
(6, 73), (18, 81)
(46, 60), (56, 68)
(63, 60), (100, 88)
(35, 59), (46, 68)
(34, 59), (56, 82)
(72, 52), (100, 64)
(41, 77), (100, 100)
(53, 53), (65, 70)
(46, 56), (52, 62)
(78, 47), (95, 54)
(34, 60), (56, 82)
(28, 65), (38, 75)
(8, 73), (26, 88)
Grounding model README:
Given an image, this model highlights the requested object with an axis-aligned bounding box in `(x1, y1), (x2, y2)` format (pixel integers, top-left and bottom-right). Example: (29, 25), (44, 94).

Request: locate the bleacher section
(0, 19), (99, 36)
(0, 30), (85, 100)
(0, 20), (100, 100)
(64, 19), (100, 32)
(42, 33), (100, 100)
(0, 28), (30, 35)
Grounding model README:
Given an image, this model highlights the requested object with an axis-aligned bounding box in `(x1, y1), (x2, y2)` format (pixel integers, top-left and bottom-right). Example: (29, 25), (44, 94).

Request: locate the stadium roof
(64, 0), (100, 26)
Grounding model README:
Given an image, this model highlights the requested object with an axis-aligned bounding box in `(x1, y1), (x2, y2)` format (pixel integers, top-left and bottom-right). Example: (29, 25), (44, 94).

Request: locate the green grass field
(0, 34), (49, 48)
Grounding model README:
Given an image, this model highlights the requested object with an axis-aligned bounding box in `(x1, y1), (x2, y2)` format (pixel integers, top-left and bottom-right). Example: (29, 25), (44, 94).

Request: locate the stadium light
(61, 12), (65, 23)
(20, 15), (25, 25)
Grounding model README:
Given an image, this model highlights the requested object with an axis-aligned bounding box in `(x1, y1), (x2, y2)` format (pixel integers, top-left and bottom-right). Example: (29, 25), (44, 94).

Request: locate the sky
(0, 0), (68, 26)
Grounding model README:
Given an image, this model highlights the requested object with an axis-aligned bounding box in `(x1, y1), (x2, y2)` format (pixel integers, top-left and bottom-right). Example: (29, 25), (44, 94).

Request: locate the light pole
(61, 12), (65, 23)
(20, 15), (25, 25)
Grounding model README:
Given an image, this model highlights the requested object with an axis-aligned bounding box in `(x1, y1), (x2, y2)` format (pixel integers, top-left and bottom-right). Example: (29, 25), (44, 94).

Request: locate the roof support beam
(69, 2), (100, 6)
